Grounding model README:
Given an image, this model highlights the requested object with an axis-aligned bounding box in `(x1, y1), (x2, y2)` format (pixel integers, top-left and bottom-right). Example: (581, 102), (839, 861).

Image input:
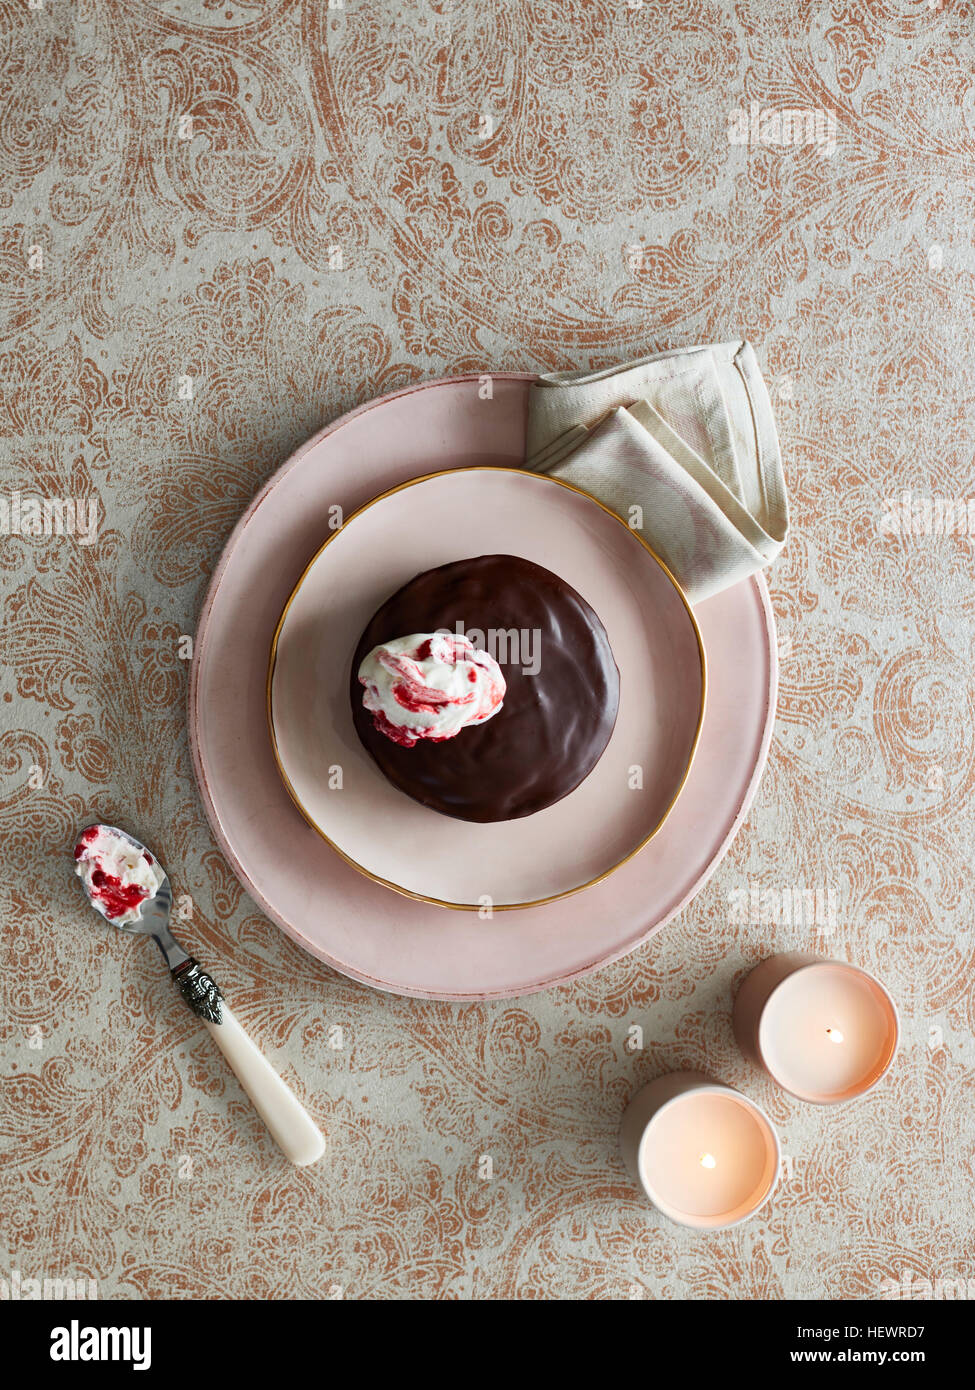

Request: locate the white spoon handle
(203, 1006), (325, 1167)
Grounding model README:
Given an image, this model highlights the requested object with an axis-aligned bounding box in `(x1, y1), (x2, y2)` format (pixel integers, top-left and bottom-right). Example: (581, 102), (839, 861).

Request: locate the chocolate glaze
(350, 555), (620, 822)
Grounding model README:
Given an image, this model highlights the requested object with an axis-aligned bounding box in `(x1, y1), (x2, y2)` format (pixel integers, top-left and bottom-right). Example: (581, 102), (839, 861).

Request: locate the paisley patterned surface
(2, 0), (973, 1299)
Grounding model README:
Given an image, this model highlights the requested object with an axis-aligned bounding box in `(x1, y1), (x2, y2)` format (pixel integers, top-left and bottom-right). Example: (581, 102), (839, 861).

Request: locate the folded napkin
(524, 341), (788, 604)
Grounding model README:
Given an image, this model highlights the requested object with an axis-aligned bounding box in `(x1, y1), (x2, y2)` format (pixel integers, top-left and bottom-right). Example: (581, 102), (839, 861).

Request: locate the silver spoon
(74, 824), (325, 1167)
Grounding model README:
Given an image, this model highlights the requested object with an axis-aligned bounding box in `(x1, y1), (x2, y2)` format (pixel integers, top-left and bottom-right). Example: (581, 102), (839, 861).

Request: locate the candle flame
(699, 1152), (717, 1169)
(826, 1027), (844, 1044)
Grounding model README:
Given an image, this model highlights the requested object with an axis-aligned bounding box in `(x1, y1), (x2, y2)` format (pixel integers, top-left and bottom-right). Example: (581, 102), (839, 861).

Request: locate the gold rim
(266, 467), (707, 911)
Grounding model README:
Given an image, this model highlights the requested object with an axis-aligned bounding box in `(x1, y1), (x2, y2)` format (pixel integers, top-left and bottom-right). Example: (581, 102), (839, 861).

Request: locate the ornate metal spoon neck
(172, 959), (224, 1024)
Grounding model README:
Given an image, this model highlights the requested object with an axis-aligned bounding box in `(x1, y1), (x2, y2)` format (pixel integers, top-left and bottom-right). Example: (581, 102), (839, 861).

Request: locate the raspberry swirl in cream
(74, 825), (165, 924)
(357, 632), (506, 748)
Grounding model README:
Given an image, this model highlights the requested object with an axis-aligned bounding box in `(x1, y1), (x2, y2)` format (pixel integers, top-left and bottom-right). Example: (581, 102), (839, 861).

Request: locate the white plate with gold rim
(267, 467), (705, 910)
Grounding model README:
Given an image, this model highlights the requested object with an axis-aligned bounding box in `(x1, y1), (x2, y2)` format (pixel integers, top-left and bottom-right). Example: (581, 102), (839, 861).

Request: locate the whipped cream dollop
(358, 632), (506, 747)
(74, 825), (165, 924)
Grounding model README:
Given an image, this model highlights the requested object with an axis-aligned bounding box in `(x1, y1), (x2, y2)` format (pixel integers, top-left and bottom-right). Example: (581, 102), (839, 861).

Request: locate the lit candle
(619, 1071), (780, 1229)
(733, 953), (899, 1104)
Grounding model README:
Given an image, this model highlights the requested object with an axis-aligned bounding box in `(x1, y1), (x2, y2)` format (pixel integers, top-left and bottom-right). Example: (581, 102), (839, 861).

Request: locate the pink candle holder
(619, 1071), (780, 1229)
(733, 953), (899, 1104)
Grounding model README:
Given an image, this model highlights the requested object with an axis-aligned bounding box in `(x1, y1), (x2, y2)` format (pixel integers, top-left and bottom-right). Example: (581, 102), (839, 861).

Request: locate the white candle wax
(757, 962), (897, 1102)
(620, 1073), (780, 1229)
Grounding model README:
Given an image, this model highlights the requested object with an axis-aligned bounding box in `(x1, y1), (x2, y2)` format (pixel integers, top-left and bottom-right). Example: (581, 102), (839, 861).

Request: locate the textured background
(2, 0), (974, 1300)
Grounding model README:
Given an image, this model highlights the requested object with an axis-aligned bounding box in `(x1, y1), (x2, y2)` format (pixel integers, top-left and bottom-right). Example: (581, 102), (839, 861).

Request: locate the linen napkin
(524, 341), (788, 604)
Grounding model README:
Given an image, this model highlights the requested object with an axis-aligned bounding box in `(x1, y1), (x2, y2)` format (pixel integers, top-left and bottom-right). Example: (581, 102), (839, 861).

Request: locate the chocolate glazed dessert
(350, 555), (620, 822)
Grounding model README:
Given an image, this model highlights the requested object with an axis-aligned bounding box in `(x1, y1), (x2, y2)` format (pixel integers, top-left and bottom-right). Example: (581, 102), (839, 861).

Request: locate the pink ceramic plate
(189, 374), (776, 999)
(268, 468), (705, 909)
